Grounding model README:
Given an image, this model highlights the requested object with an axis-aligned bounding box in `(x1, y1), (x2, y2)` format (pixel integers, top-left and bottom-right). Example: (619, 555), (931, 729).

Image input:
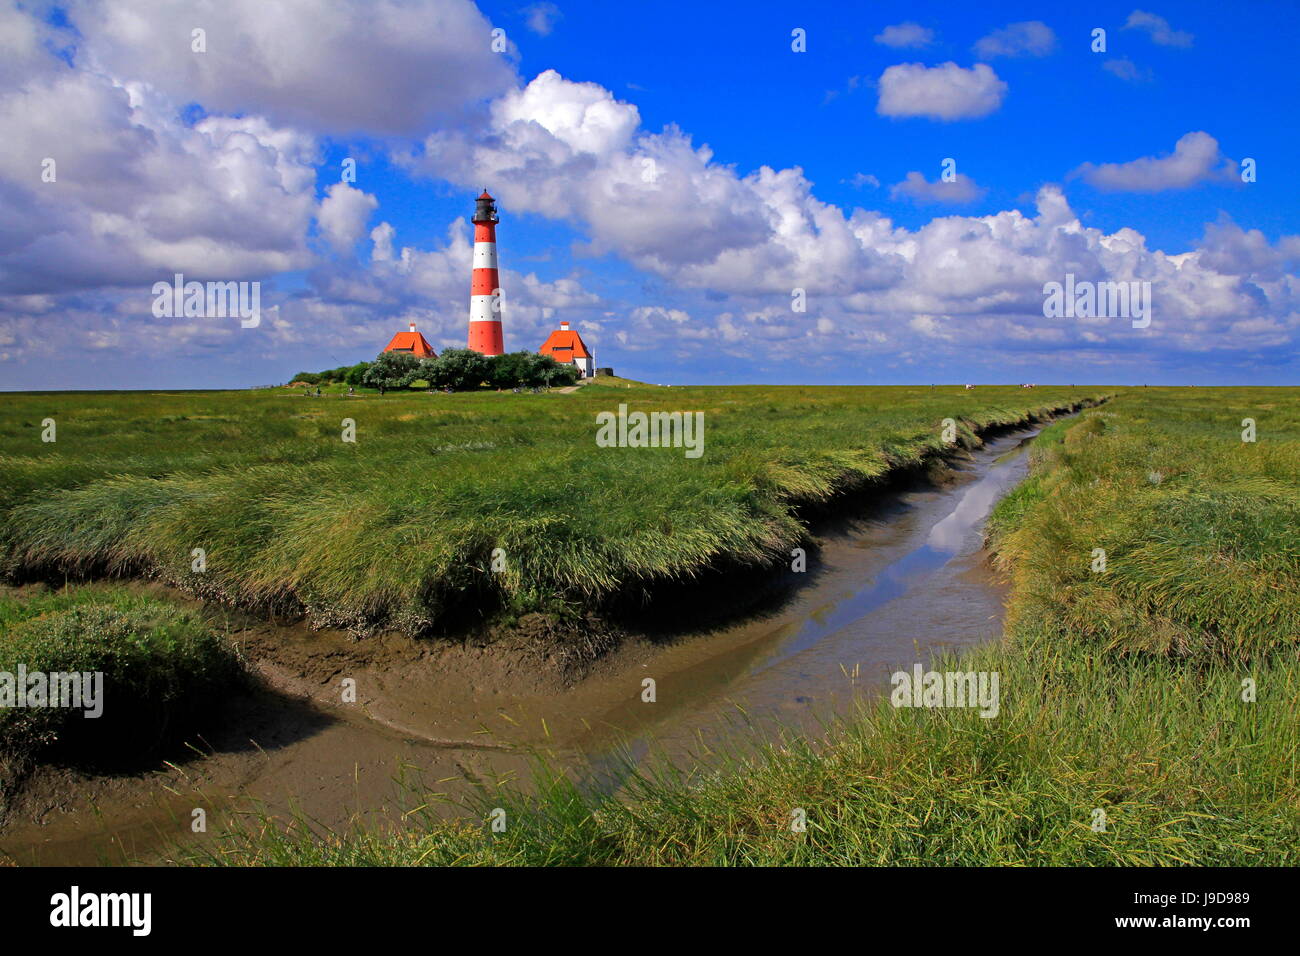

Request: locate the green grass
(0, 384), (1102, 634)
(191, 386), (1300, 866)
(0, 585), (241, 774)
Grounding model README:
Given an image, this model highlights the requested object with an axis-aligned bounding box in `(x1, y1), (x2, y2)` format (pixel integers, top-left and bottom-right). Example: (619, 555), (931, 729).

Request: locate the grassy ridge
(0, 384), (1101, 634)
(196, 386), (1299, 865)
(990, 393), (1299, 661)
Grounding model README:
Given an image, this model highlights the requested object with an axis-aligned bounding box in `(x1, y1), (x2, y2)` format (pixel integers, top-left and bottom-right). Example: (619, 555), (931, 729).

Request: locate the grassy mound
(0, 586), (241, 771)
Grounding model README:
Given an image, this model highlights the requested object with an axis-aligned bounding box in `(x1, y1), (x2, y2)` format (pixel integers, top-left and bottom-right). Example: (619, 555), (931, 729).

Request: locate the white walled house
(538, 321), (594, 377)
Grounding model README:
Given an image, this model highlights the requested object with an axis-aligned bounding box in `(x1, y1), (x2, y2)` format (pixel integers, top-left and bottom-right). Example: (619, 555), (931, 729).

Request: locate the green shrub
(344, 362), (371, 387)
(424, 348), (492, 391)
(488, 351), (535, 389)
(362, 351), (422, 390)
(0, 587), (242, 767)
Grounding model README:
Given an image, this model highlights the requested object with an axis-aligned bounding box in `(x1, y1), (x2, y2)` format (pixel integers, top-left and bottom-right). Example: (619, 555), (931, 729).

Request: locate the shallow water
(553, 426), (1040, 772)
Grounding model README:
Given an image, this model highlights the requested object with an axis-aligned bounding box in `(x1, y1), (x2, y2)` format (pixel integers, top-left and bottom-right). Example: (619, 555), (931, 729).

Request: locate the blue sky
(498, 0), (1294, 239)
(1, 0), (1297, 388)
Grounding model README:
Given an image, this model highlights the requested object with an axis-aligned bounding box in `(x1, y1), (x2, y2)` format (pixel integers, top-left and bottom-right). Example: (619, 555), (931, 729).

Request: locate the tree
(362, 351), (421, 390)
(549, 361), (580, 387)
(344, 362), (371, 387)
(415, 356), (443, 388)
(519, 352), (578, 387)
(488, 351), (533, 389)
(427, 348), (492, 391)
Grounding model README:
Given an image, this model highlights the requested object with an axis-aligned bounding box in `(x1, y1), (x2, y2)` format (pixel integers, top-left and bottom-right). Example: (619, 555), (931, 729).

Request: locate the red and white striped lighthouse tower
(468, 189), (504, 355)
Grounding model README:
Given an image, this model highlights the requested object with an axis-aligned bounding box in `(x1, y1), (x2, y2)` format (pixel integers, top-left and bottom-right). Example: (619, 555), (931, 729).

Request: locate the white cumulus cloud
(1124, 10), (1194, 47)
(973, 21), (1057, 59)
(0, 64), (320, 293)
(1073, 132), (1235, 191)
(317, 183), (380, 254)
(524, 2), (562, 36)
(876, 63), (1007, 121)
(1102, 58), (1153, 82)
(64, 0), (517, 135)
(890, 171), (985, 205)
(874, 23), (934, 48)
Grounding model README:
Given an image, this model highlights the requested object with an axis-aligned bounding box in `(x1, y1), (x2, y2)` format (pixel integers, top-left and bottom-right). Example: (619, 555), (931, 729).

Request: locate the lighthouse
(468, 190), (504, 355)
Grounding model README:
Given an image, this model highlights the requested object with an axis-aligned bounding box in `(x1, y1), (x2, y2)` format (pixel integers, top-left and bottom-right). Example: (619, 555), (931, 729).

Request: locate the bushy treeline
(290, 363), (369, 387)
(291, 349), (580, 392)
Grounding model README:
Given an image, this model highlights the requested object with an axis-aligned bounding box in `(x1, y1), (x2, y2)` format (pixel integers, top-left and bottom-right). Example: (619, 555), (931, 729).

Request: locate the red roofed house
(383, 322), (437, 359)
(538, 321), (594, 378)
